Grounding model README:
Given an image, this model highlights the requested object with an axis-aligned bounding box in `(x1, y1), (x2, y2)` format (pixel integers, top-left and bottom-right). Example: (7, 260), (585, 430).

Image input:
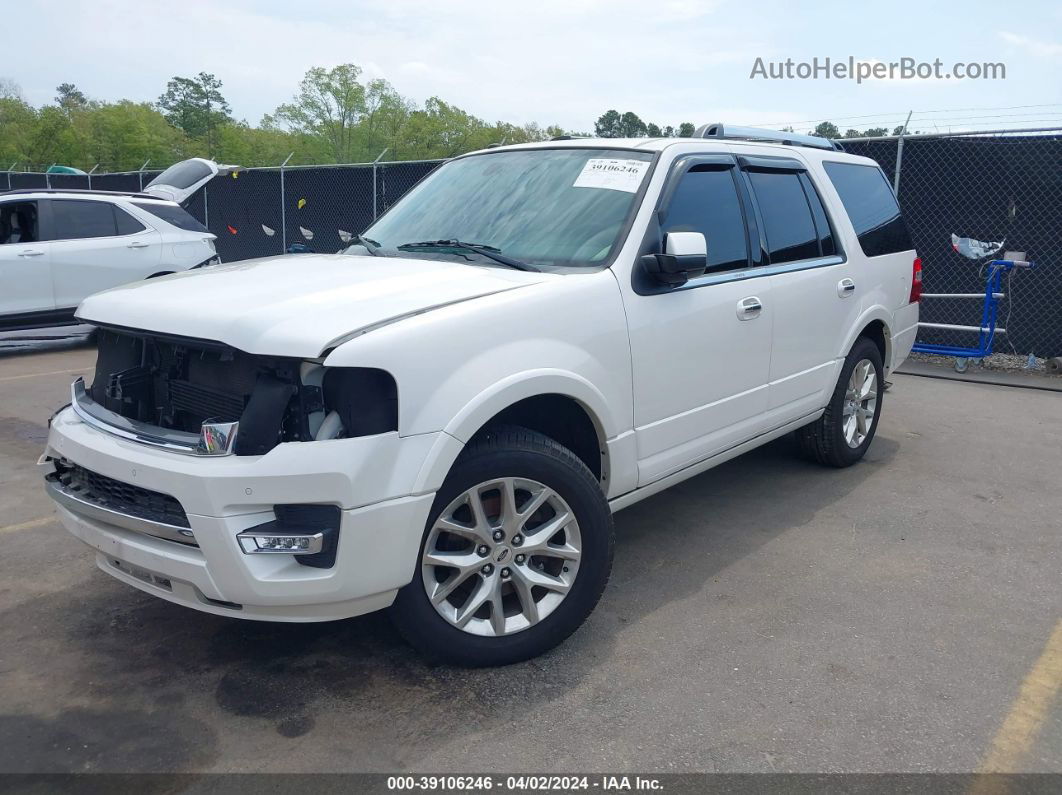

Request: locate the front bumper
(42, 405), (438, 621)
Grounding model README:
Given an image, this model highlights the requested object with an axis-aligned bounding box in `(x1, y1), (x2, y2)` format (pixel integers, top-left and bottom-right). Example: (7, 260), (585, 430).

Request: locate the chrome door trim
(682, 254), (847, 290)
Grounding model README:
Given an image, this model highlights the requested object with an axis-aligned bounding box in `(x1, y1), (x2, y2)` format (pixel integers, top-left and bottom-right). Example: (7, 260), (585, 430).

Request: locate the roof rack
(1, 188), (163, 200)
(695, 123), (843, 152)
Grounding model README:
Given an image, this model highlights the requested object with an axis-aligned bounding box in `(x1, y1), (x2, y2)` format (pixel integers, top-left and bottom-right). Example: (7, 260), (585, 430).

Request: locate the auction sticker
(572, 158), (649, 193)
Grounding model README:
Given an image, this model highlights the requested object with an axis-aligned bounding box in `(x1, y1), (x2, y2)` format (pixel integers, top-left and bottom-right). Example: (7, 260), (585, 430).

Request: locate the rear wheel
(796, 337), (883, 467)
(391, 426), (613, 666)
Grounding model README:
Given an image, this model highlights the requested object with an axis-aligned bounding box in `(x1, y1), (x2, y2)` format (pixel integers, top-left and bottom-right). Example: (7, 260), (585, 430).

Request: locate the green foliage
(813, 121), (841, 139)
(1, 66), (740, 173)
(55, 83), (87, 112)
(843, 126), (890, 139)
(157, 72), (232, 156)
(1, 66), (925, 176)
(595, 110), (694, 139)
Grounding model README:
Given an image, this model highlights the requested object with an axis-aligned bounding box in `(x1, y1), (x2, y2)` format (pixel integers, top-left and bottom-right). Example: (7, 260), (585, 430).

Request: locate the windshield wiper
(352, 234), (381, 256)
(396, 239), (538, 272)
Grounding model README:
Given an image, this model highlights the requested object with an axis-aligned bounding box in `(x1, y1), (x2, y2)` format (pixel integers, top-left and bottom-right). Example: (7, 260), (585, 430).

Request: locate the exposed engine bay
(86, 327), (398, 455)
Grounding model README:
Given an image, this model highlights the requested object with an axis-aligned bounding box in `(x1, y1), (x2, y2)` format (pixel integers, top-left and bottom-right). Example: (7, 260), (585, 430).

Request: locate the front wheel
(796, 337), (884, 467)
(390, 426), (614, 667)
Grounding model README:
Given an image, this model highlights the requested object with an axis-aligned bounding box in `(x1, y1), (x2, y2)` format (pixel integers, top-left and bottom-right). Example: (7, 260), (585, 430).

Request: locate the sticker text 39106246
(572, 159), (650, 193)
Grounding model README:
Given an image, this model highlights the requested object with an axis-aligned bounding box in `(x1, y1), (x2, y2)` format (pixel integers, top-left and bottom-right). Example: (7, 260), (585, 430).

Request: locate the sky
(5, 0), (1062, 136)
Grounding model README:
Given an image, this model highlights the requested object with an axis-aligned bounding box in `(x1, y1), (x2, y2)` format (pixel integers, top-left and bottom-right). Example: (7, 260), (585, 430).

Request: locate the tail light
(909, 256), (923, 303)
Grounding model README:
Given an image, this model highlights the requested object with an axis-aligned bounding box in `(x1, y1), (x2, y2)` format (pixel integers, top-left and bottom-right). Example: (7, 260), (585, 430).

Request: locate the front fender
(322, 272), (634, 492)
(409, 369), (614, 496)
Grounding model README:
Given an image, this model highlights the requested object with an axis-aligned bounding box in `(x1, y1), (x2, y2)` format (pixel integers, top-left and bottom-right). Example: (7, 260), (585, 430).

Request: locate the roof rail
(695, 123), (843, 152)
(0, 188), (163, 200)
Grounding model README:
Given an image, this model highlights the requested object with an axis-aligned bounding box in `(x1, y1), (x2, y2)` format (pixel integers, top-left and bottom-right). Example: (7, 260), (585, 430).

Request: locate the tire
(796, 337), (884, 468)
(390, 425), (614, 667)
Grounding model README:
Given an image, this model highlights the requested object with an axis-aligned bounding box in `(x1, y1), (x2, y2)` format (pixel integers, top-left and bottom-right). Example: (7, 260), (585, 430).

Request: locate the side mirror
(641, 232), (708, 286)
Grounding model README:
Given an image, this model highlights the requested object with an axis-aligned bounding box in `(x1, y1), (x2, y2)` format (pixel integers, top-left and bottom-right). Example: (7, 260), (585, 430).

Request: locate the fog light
(236, 531), (324, 555)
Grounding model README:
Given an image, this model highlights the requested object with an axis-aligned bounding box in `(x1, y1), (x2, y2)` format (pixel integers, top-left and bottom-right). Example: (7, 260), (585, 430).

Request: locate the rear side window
(0, 201), (39, 244)
(114, 206), (146, 235)
(51, 199), (118, 240)
(823, 162), (913, 257)
(800, 174), (837, 257)
(132, 201), (208, 233)
(662, 166), (748, 272)
(746, 171), (819, 264)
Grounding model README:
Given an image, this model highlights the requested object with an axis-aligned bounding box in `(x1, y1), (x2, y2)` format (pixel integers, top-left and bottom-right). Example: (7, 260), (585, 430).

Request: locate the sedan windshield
(360, 148), (654, 270)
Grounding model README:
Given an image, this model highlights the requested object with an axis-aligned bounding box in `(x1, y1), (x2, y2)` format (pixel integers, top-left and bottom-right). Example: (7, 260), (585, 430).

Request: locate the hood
(76, 253), (550, 357)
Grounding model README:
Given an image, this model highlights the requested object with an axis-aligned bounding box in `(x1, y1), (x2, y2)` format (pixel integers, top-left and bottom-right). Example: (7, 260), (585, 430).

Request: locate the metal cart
(911, 258), (1034, 371)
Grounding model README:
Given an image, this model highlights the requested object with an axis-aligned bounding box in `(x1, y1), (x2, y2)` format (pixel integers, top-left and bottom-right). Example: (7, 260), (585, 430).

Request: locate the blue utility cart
(912, 258), (1034, 369)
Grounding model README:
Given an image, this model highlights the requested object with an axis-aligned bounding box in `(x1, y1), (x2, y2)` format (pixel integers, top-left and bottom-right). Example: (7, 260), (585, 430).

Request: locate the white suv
(1, 160), (220, 330)
(41, 126), (920, 666)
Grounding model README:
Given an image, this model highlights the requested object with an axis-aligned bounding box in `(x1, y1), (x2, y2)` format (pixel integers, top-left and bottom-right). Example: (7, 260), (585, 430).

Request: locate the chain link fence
(843, 128), (1062, 358)
(4, 132), (1061, 356)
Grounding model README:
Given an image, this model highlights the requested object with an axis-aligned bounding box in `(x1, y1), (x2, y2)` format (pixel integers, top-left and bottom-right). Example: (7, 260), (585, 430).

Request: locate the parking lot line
(0, 365), (90, 382)
(0, 367), (89, 383)
(0, 516), (57, 535)
(976, 619), (1062, 773)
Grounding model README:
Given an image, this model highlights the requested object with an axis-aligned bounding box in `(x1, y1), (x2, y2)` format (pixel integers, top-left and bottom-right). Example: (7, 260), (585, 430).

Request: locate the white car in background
(0, 158), (220, 330)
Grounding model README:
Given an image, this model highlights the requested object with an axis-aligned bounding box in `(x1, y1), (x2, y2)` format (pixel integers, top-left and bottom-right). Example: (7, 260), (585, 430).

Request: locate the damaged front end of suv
(75, 327), (398, 457)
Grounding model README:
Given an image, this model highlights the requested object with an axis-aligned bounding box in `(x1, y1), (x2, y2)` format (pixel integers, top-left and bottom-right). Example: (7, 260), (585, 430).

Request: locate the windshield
(361, 148), (654, 269)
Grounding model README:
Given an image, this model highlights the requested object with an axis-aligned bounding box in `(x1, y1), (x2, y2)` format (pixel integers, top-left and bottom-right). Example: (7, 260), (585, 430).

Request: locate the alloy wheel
(421, 477), (582, 637)
(842, 358), (878, 448)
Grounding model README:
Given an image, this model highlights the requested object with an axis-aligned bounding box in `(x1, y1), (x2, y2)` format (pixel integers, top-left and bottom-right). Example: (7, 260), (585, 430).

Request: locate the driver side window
(0, 201), (39, 245)
(662, 167), (749, 273)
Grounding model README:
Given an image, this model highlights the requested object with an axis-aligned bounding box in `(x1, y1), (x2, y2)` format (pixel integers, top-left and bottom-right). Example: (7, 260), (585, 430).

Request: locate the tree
(812, 121), (840, 139)
(843, 128), (862, 138)
(1, 77), (22, 100)
(662, 125), (675, 137)
(618, 111), (647, 137)
(864, 127), (889, 137)
(272, 64), (368, 162)
(0, 94), (37, 165)
(892, 125), (906, 135)
(157, 72), (231, 155)
(646, 122), (662, 137)
(55, 83), (87, 112)
(677, 122), (695, 137)
(594, 109), (622, 138)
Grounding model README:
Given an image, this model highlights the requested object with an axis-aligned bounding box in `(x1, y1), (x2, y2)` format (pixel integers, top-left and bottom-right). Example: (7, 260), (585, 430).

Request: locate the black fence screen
(843, 133), (1062, 357)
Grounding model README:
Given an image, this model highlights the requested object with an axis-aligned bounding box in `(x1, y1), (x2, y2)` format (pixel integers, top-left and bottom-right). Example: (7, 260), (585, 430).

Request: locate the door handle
(17, 249), (45, 257)
(838, 278), (856, 297)
(737, 296), (763, 320)
(127, 240), (150, 249)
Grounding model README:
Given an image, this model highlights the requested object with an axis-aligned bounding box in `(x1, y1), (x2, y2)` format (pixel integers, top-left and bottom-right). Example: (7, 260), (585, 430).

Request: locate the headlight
(318, 368), (398, 440)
